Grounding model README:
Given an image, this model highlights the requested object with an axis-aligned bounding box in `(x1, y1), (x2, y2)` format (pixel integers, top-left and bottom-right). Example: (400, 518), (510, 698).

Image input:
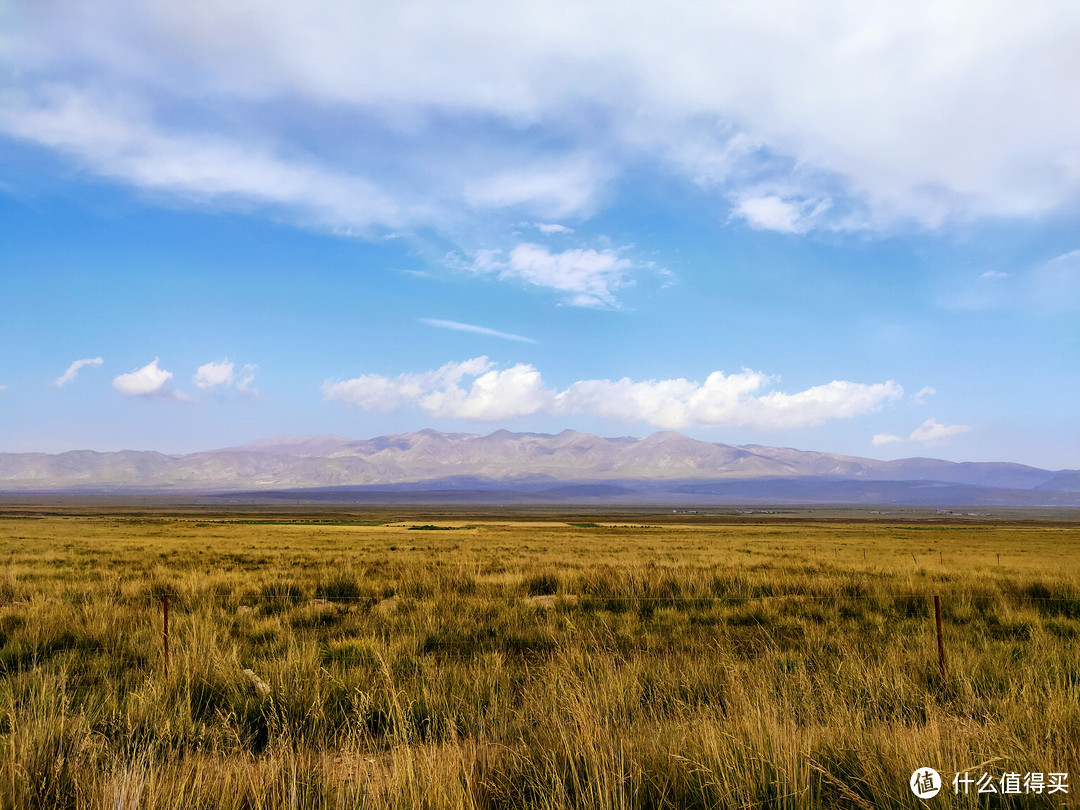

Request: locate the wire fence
(4, 587), (1079, 679)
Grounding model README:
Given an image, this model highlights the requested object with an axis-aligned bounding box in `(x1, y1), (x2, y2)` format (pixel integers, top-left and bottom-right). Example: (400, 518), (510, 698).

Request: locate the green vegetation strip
(218, 519), (389, 526)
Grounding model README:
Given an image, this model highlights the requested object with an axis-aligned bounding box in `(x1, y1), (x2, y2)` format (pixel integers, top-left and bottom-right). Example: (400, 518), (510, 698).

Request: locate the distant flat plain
(0, 503), (1077, 808)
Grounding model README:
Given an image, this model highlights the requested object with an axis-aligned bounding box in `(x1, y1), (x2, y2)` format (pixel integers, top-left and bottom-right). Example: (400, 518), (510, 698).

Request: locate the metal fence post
(163, 593), (170, 678)
(934, 595), (946, 678)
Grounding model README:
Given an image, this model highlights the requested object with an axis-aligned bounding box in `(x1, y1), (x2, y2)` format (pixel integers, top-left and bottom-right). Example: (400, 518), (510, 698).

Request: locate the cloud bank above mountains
(323, 356), (904, 430)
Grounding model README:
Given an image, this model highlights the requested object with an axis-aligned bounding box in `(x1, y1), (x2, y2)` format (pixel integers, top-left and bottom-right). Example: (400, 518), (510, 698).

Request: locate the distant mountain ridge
(1, 429), (1077, 505)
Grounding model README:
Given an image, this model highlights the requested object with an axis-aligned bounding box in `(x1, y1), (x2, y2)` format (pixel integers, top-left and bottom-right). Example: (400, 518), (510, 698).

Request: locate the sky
(1, 1), (1078, 469)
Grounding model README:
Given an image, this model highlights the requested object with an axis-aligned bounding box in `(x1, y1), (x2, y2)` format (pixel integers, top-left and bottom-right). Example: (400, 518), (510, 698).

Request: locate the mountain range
(2, 429), (1079, 506)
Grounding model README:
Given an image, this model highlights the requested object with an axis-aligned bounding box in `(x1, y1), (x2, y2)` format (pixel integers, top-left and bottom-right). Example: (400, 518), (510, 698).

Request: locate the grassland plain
(0, 507), (1078, 809)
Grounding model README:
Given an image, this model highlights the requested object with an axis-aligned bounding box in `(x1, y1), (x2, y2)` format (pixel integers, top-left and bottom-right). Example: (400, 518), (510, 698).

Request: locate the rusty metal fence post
(163, 593), (170, 678)
(934, 595), (946, 678)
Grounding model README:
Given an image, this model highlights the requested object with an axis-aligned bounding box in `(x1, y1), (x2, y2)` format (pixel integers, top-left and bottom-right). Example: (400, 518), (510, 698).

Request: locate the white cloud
(874, 417), (971, 446)
(55, 356), (103, 387)
(913, 386), (935, 405)
(1032, 249), (1080, 311)
(909, 418), (971, 444)
(323, 357), (550, 420)
(419, 318), (537, 343)
(872, 433), (904, 446)
(325, 358), (903, 429)
(1047, 249), (1080, 266)
(323, 357), (490, 412)
(474, 243), (634, 307)
(534, 223), (574, 234)
(112, 358), (173, 396)
(733, 195), (813, 234)
(0, 88), (405, 233)
(193, 358), (258, 394)
(237, 364), (258, 394)
(464, 159), (605, 219)
(193, 359), (234, 389)
(952, 249), (1080, 312)
(421, 363), (552, 420)
(6, 3), (1080, 236)
(558, 373), (903, 430)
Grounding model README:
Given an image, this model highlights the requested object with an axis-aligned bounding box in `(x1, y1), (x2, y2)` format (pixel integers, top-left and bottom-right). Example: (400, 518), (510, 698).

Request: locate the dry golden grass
(0, 509), (1077, 808)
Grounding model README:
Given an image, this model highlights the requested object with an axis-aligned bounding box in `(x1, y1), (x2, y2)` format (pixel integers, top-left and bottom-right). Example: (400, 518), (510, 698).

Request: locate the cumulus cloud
(873, 417), (971, 446)
(558, 373), (903, 429)
(5, 2), (1079, 238)
(474, 243), (634, 307)
(323, 357), (551, 420)
(193, 359), (234, 389)
(112, 358), (173, 396)
(419, 318), (537, 343)
(55, 356), (103, 387)
(193, 359), (258, 394)
(325, 358), (902, 429)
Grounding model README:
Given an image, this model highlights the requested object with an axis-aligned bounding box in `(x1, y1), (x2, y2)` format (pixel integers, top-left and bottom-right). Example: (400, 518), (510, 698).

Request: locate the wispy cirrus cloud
(731, 193), (834, 234)
(912, 386), (936, 405)
(55, 356), (103, 387)
(236, 364), (258, 394)
(533, 223), (574, 234)
(0, 88), (404, 234)
(324, 357), (903, 429)
(472, 243), (635, 307)
(1032, 249), (1080, 311)
(950, 248), (1080, 312)
(463, 158), (606, 220)
(419, 319), (537, 344)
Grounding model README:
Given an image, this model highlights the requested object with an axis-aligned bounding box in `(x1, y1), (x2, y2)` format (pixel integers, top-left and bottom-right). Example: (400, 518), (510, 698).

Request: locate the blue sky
(1, 1), (1078, 468)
